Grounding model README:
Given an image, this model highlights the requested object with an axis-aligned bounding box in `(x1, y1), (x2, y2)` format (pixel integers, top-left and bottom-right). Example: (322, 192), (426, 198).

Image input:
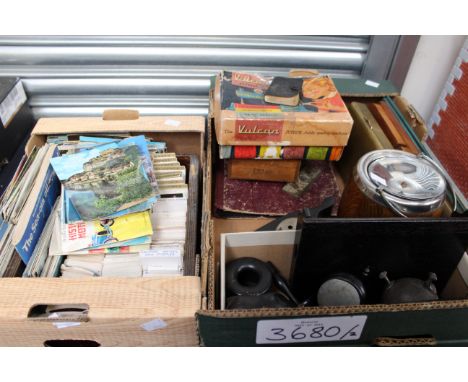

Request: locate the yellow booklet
(61, 210), (153, 253)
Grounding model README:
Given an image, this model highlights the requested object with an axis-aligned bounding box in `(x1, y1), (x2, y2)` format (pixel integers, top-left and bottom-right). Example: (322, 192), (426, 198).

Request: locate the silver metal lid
(317, 278), (362, 306)
(355, 150), (447, 216)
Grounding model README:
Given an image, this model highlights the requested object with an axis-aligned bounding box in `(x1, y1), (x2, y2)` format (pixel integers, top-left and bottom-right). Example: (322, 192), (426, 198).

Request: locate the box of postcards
(197, 74), (468, 347)
(0, 111), (204, 346)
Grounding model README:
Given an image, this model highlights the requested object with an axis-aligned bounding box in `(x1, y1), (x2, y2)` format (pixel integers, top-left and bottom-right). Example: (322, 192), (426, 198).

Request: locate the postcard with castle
(50, 135), (158, 221)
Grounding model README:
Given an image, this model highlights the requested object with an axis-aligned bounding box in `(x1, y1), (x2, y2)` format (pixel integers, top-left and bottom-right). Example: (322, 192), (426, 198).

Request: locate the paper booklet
(50, 210), (153, 256)
(23, 198), (61, 277)
(11, 144), (61, 264)
(59, 210), (153, 253)
(62, 186), (156, 224)
(69, 244), (150, 255)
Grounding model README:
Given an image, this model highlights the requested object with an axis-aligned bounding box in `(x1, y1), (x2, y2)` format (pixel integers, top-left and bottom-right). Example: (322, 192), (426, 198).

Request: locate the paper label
(53, 322), (81, 329)
(0, 80), (27, 127)
(164, 119), (181, 127)
(231, 72), (270, 90)
(140, 318), (168, 331)
(139, 248), (180, 258)
(256, 315), (367, 345)
(365, 80), (380, 88)
(235, 119), (284, 142)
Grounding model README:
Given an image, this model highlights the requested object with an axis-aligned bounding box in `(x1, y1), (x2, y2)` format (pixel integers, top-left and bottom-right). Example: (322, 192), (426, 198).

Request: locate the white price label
(53, 322), (81, 329)
(140, 318), (167, 332)
(365, 80), (380, 88)
(139, 248), (180, 258)
(256, 315), (367, 344)
(164, 119), (181, 127)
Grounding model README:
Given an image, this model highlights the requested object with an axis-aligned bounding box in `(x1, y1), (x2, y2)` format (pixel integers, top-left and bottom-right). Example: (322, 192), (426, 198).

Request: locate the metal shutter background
(0, 35), (401, 118)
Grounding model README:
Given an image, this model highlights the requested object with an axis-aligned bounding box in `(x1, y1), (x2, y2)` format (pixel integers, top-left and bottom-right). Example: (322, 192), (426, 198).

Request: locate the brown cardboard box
(26, 114), (205, 159)
(213, 71), (354, 147)
(0, 277), (200, 346)
(197, 114), (468, 347)
(0, 112), (205, 346)
(219, 230), (297, 309)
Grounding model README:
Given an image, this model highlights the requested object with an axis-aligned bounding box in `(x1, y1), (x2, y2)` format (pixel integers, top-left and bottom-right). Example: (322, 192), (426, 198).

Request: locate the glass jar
(338, 150), (454, 218)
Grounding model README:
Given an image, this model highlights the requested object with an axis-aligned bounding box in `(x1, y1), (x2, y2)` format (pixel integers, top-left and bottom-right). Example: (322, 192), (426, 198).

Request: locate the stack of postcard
(58, 146), (188, 278)
(42, 134), (188, 278)
(0, 133), (187, 278)
(0, 133), (190, 278)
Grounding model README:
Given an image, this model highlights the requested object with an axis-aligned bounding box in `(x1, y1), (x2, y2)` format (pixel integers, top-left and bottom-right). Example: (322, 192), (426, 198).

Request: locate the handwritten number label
(266, 328), (287, 341)
(324, 326), (340, 338)
(291, 326), (307, 340)
(256, 315), (367, 344)
(310, 326), (324, 339)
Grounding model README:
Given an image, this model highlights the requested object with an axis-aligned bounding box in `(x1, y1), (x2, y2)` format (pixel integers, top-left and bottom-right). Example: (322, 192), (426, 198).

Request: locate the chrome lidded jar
(338, 150), (453, 218)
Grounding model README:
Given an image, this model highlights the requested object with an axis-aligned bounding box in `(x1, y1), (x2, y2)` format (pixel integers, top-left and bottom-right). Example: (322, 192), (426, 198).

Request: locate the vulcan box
(212, 71), (354, 147)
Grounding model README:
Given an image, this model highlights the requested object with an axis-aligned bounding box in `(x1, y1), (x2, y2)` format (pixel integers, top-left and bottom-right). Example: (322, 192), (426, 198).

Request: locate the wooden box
(227, 159), (300, 182)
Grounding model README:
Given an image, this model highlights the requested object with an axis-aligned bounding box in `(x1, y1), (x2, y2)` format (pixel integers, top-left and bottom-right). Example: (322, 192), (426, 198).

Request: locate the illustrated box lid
(212, 71), (354, 147)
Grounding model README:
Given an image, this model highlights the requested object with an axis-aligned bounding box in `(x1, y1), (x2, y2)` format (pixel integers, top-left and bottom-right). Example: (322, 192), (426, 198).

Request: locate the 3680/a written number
(256, 316), (367, 344)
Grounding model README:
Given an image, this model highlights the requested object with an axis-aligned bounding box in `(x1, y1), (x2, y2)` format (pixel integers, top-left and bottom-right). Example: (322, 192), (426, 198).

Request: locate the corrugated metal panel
(0, 35), (370, 118)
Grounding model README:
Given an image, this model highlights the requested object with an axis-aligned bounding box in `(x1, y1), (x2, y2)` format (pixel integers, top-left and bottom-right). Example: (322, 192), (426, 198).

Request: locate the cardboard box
(0, 277), (200, 346)
(219, 230), (297, 309)
(201, 223), (468, 346)
(0, 112), (205, 346)
(197, 83), (468, 346)
(213, 71), (354, 147)
(215, 230), (468, 346)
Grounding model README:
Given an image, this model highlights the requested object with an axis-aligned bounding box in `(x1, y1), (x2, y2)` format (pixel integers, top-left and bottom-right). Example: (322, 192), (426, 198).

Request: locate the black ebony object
(316, 273), (366, 306)
(266, 261), (300, 305)
(226, 257), (273, 297)
(264, 77), (303, 106)
(379, 271), (439, 304)
(225, 257), (299, 309)
(226, 293), (295, 309)
(290, 216), (468, 304)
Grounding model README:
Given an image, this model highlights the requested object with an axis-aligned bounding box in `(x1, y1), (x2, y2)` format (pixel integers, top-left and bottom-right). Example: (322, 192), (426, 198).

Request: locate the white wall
(401, 35), (466, 123)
